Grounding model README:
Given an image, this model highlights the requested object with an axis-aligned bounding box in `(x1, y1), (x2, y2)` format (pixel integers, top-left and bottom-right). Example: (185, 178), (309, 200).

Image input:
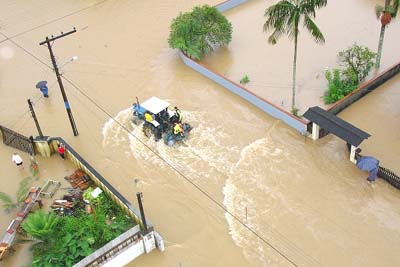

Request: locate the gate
(0, 125), (35, 155)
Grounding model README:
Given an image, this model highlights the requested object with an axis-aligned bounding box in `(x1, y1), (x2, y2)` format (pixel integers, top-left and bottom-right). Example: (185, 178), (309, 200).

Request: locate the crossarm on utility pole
(39, 28), (79, 136)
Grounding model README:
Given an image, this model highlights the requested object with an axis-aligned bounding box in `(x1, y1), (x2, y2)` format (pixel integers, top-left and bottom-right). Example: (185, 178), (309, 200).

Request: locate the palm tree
(22, 210), (60, 241)
(263, 0), (327, 114)
(375, 0), (399, 69)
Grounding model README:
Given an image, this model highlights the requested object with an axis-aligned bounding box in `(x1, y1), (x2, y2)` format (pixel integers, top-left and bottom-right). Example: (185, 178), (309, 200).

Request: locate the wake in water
(101, 108), (314, 266)
(102, 107), (364, 267)
(101, 107), (241, 183)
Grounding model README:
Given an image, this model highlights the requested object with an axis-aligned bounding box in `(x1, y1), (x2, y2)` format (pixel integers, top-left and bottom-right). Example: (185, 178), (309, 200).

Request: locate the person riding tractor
(173, 123), (184, 136)
(170, 106), (182, 124)
(132, 96), (192, 146)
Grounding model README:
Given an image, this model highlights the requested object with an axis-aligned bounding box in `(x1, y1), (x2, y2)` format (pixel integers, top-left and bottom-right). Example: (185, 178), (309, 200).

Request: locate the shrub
(338, 43), (376, 83)
(168, 5), (232, 60)
(323, 44), (375, 104)
(0, 176), (34, 213)
(240, 74), (250, 84)
(22, 210), (60, 241)
(26, 189), (134, 267)
(0, 192), (17, 213)
(291, 106), (300, 117)
(324, 69), (358, 104)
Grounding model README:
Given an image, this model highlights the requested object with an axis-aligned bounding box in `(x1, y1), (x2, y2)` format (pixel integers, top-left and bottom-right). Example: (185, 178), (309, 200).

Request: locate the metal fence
(378, 166), (400, 189)
(0, 125), (35, 155)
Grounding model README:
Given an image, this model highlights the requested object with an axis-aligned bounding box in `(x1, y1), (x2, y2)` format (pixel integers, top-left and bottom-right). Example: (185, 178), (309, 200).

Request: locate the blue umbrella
(356, 156), (379, 171)
(357, 156), (380, 181)
(35, 80), (47, 89)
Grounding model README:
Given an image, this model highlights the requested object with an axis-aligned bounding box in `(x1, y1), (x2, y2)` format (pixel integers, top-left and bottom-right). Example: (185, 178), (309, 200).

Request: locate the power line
(0, 0), (110, 45)
(62, 75), (303, 267)
(2, 27), (322, 267)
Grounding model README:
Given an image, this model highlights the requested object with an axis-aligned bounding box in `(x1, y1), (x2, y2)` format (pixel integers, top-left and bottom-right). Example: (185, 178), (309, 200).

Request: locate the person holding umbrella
(356, 154), (380, 183)
(36, 80), (49, 97)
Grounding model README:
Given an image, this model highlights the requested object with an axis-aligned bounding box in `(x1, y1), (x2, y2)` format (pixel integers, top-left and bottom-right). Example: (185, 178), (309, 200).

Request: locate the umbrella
(356, 156), (379, 171)
(35, 80), (47, 89)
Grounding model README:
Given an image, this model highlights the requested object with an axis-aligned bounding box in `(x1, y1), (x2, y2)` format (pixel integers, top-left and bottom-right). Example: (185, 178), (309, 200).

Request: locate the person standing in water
(58, 143), (66, 160)
(12, 153), (23, 169)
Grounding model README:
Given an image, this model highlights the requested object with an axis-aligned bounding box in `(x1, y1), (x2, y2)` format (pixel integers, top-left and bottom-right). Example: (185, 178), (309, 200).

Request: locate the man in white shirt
(12, 153), (23, 167)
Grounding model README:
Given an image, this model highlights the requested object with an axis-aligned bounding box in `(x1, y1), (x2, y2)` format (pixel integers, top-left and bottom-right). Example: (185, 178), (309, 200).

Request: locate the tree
(375, 0), (399, 68)
(323, 44), (375, 104)
(168, 5), (232, 60)
(338, 43), (376, 83)
(22, 210), (60, 241)
(324, 69), (358, 104)
(0, 176), (34, 213)
(263, 0), (327, 114)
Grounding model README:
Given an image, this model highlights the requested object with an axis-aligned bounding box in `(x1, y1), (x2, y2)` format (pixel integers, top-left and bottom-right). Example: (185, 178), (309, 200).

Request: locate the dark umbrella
(35, 80), (47, 89)
(356, 156), (379, 171)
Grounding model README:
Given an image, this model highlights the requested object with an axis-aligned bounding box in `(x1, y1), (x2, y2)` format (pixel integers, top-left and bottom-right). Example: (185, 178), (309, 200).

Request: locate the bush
(324, 69), (358, 104)
(240, 74), (250, 84)
(323, 44), (375, 104)
(25, 189), (134, 267)
(168, 5), (232, 60)
(338, 43), (376, 83)
(22, 210), (60, 241)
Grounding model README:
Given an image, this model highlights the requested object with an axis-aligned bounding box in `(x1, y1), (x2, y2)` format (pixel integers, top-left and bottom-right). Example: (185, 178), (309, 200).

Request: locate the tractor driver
(170, 106), (182, 124)
(173, 123), (184, 136)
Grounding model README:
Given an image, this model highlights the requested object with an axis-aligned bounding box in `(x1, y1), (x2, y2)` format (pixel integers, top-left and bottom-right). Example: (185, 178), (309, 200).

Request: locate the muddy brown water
(0, 0), (400, 267)
(202, 0), (400, 113)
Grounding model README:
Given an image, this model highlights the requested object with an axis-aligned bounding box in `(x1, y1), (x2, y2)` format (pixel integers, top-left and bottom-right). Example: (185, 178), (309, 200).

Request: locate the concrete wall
(179, 52), (308, 134)
(32, 138), (161, 267)
(215, 0), (247, 12)
(328, 61), (400, 115)
(37, 137), (153, 231)
(178, 0), (308, 134)
(73, 225), (145, 267)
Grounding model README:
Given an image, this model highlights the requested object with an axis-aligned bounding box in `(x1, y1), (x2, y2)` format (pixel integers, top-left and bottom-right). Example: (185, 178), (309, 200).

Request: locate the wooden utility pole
(39, 28), (79, 136)
(27, 99), (43, 138)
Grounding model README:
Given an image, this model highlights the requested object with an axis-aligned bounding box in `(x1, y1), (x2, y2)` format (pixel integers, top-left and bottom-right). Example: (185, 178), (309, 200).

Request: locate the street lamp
(59, 55), (78, 69)
(40, 29), (79, 136)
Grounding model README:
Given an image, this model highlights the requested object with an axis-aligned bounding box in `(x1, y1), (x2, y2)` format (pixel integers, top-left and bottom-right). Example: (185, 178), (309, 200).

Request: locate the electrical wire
(62, 75), (306, 267)
(1, 28), (327, 266)
(0, 0), (110, 45)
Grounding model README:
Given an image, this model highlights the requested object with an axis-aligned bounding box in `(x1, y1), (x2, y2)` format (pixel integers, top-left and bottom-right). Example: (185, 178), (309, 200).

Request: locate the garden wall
(73, 225), (160, 267)
(215, 0), (247, 12)
(47, 137), (153, 231)
(328, 61), (400, 115)
(179, 0), (308, 134)
(179, 51), (308, 134)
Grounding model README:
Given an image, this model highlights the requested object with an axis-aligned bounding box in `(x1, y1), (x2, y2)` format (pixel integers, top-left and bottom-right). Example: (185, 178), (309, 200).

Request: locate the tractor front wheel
(143, 124), (152, 138)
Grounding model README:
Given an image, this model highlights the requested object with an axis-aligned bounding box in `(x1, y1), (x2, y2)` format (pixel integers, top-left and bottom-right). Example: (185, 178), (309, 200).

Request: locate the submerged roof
(303, 106), (371, 147)
(140, 97), (170, 114)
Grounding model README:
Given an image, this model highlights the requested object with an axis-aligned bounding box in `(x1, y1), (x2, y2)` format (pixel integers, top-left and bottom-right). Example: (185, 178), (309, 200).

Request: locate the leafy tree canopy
(338, 43), (376, 83)
(168, 5), (232, 60)
(22, 210), (60, 241)
(375, 0), (399, 19)
(324, 43), (375, 104)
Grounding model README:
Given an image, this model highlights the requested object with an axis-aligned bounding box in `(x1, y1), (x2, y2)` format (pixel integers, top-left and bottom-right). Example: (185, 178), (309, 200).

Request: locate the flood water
(0, 0), (400, 267)
(202, 0), (400, 113)
(339, 76), (400, 175)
